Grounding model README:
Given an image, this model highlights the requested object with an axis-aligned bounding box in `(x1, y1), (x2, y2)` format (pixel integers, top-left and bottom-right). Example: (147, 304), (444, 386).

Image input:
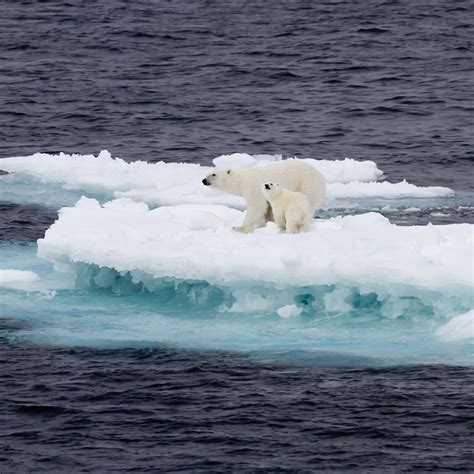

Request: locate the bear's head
(262, 182), (281, 199)
(202, 168), (233, 190)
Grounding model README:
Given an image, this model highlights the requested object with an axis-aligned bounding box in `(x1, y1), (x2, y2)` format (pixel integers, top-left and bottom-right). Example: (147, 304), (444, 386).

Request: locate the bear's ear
(227, 169), (231, 175)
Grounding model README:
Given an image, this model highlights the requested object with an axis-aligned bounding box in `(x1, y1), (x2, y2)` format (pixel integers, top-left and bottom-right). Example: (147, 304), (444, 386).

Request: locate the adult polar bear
(202, 160), (326, 233)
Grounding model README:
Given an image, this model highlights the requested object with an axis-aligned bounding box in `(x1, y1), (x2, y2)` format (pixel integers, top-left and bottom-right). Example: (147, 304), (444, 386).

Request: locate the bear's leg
(273, 209), (286, 231)
(234, 198), (269, 233)
(299, 218), (311, 233)
(298, 223), (307, 233)
(286, 221), (298, 234)
(264, 202), (274, 223)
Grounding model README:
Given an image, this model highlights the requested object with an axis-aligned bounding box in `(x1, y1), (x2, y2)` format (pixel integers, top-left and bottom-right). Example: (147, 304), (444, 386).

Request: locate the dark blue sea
(1, 0), (473, 471)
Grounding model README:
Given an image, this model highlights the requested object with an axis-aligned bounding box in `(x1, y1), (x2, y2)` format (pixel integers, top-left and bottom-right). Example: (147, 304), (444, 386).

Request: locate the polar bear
(262, 182), (312, 233)
(202, 160), (326, 233)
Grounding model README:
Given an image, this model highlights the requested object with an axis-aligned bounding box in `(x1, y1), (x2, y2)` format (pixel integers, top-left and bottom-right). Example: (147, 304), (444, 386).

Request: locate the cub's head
(262, 182), (281, 199)
(202, 168), (232, 190)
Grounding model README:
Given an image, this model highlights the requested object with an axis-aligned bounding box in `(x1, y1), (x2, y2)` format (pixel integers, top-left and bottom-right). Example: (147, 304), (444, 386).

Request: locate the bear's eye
(212, 173), (216, 177)
(227, 170), (231, 175)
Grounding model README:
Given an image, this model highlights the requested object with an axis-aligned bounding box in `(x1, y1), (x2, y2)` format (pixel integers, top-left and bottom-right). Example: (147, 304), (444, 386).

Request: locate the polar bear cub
(202, 160), (326, 233)
(262, 182), (312, 233)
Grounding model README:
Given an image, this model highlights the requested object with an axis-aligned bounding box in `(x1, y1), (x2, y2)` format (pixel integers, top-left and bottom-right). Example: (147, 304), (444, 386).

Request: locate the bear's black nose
(264, 184), (270, 190)
(202, 178), (209, 185)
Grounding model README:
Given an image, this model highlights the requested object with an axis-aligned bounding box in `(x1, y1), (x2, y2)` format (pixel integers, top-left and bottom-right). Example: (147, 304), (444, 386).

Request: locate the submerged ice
(0, 269), (39, 289)
(1, 243), (472, 365)
(0, 151), (472, 364)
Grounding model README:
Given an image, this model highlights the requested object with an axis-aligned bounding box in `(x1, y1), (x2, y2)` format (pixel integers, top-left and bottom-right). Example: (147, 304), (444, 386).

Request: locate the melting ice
(0, 151), (472, 365)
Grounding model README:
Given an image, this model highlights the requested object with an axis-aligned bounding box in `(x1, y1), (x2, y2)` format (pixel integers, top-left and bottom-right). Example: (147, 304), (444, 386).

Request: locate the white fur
(202, 161), (326, 232)
(262, 183), (312, 233)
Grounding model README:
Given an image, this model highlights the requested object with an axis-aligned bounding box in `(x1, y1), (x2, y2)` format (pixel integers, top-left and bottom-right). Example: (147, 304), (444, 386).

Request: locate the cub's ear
(227, 169), (231, 175)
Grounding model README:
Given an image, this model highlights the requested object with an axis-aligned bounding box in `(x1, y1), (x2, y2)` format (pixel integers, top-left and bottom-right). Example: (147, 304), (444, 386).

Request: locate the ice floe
(2, 150), (472, 363)
(0, 151), (454, 209)
(328, 180), (453, 199)
(38, 197), (472, 293)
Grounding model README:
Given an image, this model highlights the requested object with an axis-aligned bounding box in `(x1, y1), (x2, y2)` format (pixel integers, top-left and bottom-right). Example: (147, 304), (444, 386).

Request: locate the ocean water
(1, 0), (473, 471)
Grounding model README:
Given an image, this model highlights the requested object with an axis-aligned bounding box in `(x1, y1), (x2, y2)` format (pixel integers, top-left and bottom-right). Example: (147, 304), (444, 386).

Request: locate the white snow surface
(0, 151), (454, 209)
(38, 197), (473, 292)
(436, 310), (474, 342)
